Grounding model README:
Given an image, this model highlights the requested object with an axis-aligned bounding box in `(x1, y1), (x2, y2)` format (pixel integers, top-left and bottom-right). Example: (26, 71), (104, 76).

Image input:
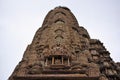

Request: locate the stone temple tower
(9, 7), (120, 80)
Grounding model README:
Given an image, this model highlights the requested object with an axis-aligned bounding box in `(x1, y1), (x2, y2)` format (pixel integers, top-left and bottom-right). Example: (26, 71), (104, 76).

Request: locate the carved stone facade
(9, 7), (120, 80)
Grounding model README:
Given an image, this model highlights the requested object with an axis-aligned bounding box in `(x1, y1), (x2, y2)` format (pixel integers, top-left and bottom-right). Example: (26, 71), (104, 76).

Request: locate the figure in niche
(55, 28), (64, 45)
(64, 60), (68, 65)
(55, 36), (63, 45)
(48, 59), (52, 65)
(43, 45), (50, 56)
(55, 58), (61, 64)
(52, 44), (61, 55)
(35, 45), (45, 55)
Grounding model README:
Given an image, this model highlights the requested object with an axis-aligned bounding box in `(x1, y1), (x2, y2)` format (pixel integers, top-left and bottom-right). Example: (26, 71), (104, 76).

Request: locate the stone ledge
(14, 74), (99, 80)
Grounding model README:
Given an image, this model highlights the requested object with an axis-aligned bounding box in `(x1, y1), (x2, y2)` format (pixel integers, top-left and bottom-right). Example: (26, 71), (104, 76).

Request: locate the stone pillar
(62, 56), (64, 64)
(52, 57), (54, 65)
(45, 58), (48, 66)
(68, 57), (70, 66)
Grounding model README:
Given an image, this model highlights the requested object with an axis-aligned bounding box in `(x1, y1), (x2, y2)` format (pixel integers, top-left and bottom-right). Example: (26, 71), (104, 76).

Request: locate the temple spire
(9, 6), (120, 80)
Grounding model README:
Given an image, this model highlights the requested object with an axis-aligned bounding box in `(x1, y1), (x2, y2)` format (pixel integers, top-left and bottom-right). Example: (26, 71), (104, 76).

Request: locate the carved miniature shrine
(9, 7), (120, 80)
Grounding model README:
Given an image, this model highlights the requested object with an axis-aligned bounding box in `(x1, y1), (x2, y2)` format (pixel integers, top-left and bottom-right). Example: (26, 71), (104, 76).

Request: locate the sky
(0, 0), (120, 80)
